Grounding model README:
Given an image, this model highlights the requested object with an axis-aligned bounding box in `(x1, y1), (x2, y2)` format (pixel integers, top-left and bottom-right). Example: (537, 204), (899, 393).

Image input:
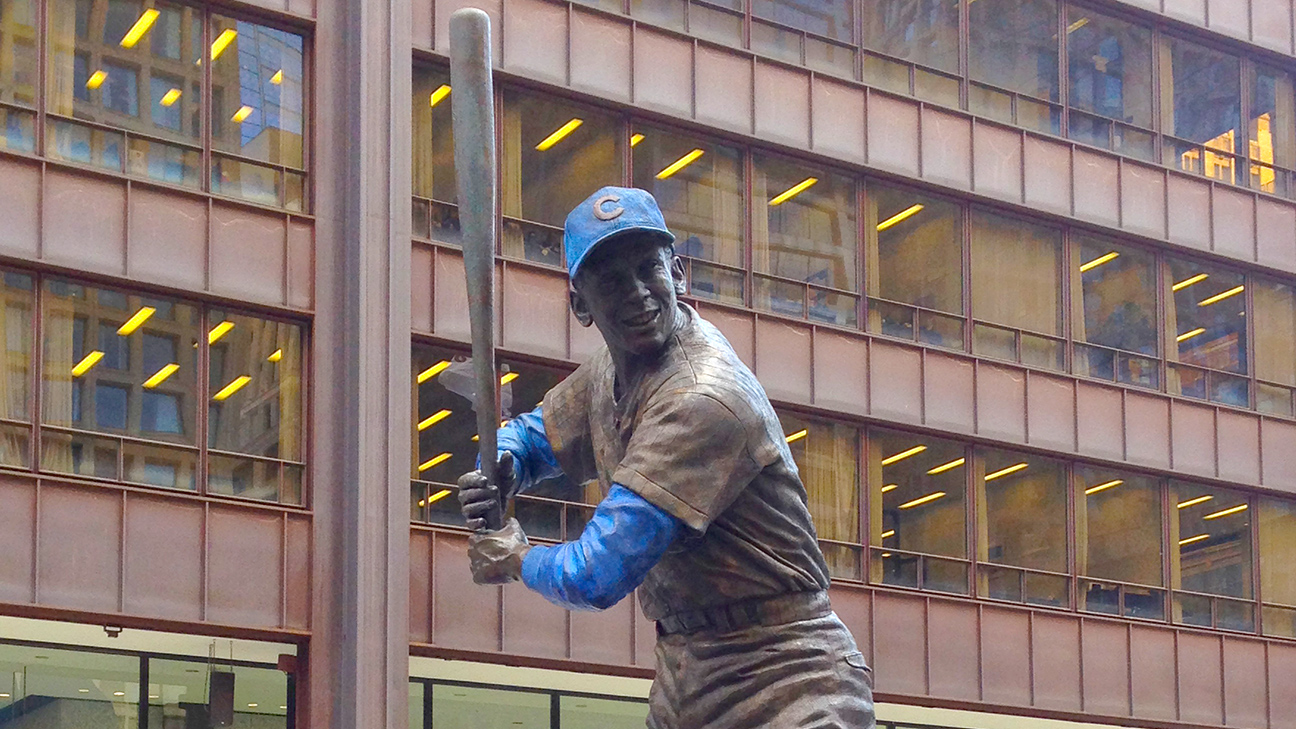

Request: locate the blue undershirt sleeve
(521, 484), (681, 611)
(495, 406), (564, 495)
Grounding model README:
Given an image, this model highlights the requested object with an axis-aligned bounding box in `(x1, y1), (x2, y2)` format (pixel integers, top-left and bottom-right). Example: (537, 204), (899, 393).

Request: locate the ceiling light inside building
(120, 9), (159, 48)
(210, 29), (238, 60)
(926, 457), (964, 475)
(899, 491), (945, 509)
(160, 88), (182, 107)
(1172, 273), (1208, 291)
(535, 119), (583, 151)
(72, 351), (105, 377)
(213, 375), (251, 401)
(417, 360), (451, 383)
(784, 429), (808, 443)
(208, 321), (235, 344)
(232, 105), (254, 123)
(630, 133), (644, 147)
(86, 70), (108, 90)
(876, 204), (924, 231)
(1178, 533), (1209, 546)
(656, 149), (704, 179)
(418, 453), (452, 471)
(271, 69), (284, 85)
(1177, 495), (1213, 509)
(1079, 251), (1119, 272)
(985, 462), (1028, 481)
(1176, 327), (1206, 343)
(1198, 285), (1244, 307)
(769, 177), (818, 206)
(1084, 479), (1122, 495)
(143, 363), (180, 389)
(117, 306), (156, 335)
(418, 409), (452, 431)
(880, 445), (926, 465)
(1203, 504), (1247, 520)
(429, 84), (450, 108)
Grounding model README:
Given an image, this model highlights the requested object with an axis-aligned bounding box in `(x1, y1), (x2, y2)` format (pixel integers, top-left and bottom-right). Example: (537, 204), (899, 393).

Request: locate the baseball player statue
(458, 187), (875, 728)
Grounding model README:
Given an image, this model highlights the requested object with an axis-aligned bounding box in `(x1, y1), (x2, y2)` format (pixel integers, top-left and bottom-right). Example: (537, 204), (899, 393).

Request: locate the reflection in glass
(209, 14), (305, 169)
(413, 65), (456, 204)
(752, 0), (852, 42)
(970, 210), (1062, 336)
(561, 694), (651, 728)
(1162, 37), (1241, 183)
(1072, 236), (1157, 386)
(0, 272), (31, 467)
(861, 0), (958, 75)
(977, 447), (1066, 605)
(1172, 481), (1252, 602)
(206, 311), (303, 467)
(1066, 8), (1153, 150)
(968, 0), (1058, 102)
(1259, 498), (1296, 612)
(1075, 466), (1163, 617)
(1248, 65), (1296, 195)
(780, 411), (858, 578)
(1165, 258), (1246, 379)
(431, 684), (550, 728)
(149, 658), (288, 726)
(0, 0), (38, 109)
(1254, 277), (1296, 401)
(0, 643), (139, 720)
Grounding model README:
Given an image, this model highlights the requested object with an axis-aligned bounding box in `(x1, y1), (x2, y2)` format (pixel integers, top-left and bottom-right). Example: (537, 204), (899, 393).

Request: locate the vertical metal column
(307, 0), (413, 723)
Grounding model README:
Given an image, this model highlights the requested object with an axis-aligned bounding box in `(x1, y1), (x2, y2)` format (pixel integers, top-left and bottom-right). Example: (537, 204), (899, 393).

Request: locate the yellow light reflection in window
(213, 375), (251, 401)
(429, 84), (451, 108)
(143, 363), (180, 389)
(210, 29), (238, 60)
(769, 177), (818, 206)
(535, 119), (583, 151)
(71, 351), (104, 377)
(120, 9), (159, 48)
(86, 70), (107, 90)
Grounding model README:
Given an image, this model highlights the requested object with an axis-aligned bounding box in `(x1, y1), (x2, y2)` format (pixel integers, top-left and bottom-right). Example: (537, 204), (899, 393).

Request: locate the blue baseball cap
(564, 186), (675, 280)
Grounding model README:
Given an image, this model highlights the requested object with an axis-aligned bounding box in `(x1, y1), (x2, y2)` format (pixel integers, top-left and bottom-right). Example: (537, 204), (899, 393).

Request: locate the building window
(1075, 466), (1165, 620)
(1065, 6), (1155, 160)
(1072, 236), (1158, 388)
(0, 273), (32, 469)
(976, 447), (1068, 607)
(1161, 36), (1242, 184)
(0, 0), (38, 152)
(865, 182), (963, 350)
(501, 88), (624, 269)
(1172, 481), (1254, 632)
(409, 679), (648, 729)
(970, 210), (1064, 371)
(752, 153), (857, 327)
(750, 0), (855, 77)
(778, 410), (861, 580)
(1253, 277), (1296, 416)
(967, 0), (1060, 134)
(1165, 257), (1248, 407)
(1258, 497), (1296, 638)
(1248, 65), (1296, 197)
(860, 0), (959, 102)
(411, 65), (460, 246)
(868, 428), (969, 595)
(631, 124), (745, 307)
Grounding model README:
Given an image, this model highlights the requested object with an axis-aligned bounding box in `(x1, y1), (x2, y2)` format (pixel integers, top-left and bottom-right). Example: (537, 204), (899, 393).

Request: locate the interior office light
(500, 372), (519, 385)
(1066, 17), (1089, 33)
(656, 149), (705, 179)
(880, 530), (895, 539)
(1178, 533), (1210, 546)
(210, 29), (237, 60)
(880, 484), (898, 493)
(535, 119), (583, 151)
(1203, 504), (1248, 520)
(418, 409), (452, 431)
(785, 429), (808, 443)
(271, 69), (284, 85)
(429, 84), (451, 107)
(426, 488), (452, 504)
(117, 307), (156, 335)
(143, 363), (180, 389)
(1176, 327), (1206, 343)
(1198, 285), (1244, 306)
(881, 444), (926, 465)
(1177, 495), (1213, 509)
(630, 133), (644, 147)
(120, 9), (159, 48)
(71, 351), (104, 377)
(985, 462), (1028, 481)
(769, 177), (818, 206)
(232, 105), (254, 123)
(268, 349), (283, 362)
(417, 360), (451, 383)
(86, 70), (108, 90)
(208, 321), (234, 343)
(926, 457), (964, 475)
(1172, 273), (1208, 291)
(159, 88), (182, 107)
(1079, 251), (1119, 272)
(213, 375), (251, 401)
(899, 491), (946, 509)
(1084, 479), (1123, 495)
(418, 453), (453, 471)
(876, 204), (924, 231)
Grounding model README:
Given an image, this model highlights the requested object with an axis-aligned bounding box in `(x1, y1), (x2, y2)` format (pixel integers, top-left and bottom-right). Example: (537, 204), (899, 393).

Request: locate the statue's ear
(670, 254), (686, 296)
(569, 288), (594, 327)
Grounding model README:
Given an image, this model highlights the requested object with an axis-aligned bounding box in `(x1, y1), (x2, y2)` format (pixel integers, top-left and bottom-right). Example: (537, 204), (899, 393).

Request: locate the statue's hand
(457, 452), (516, 532)
(467, 517), (530, 585)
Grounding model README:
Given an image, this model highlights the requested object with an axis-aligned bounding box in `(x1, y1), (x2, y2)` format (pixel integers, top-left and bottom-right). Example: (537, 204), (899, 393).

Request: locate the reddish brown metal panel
(206, 506), (283, 628)
(1075, 382), (1124, 461)
(411, 244), (434, 333)
(1124, 392), (1171, 470)
(43, 171), (126, 276)
(1031, 614), (1082, 712)
(754, 62), (810, 148)
(1255, 198), (1296, 273)
(1119, 162), (1168, 240)
(632, 28), (693, 118)
(633, 596), (656, 669)
(411, 0), (433, 49)
(127, 188), (207, 291)
(872, 593), (927, 696)
(433, 248), (471, 342)
(1216, 410), (1261, 485)
(1261, 418), (1296, 495)
(696, 304), (754, 368)
(569, 594), (635, 667)
(0, 476), (35, 603)
(754, 318), (812, 403)
(1130, 625), (1178, 721)
(502, 265), (569, 360)
(209, 203), (287, 307)
(1170, 400), (1217, 478)
(974, 362), (1026, 443)
(434, 0), (502, 57)
(569, 309), (604, 362)
(866, 94), (920, 177)
(1072, 150), (1120, 228)
(922, 351), (975, 435)
(828, 585), (872, 666)
(812, 330), (868, 416)
(431, 531), (500, 652)
(287, 220), (314, 311)
(502, 0), (566, 84)
(284, 514), (311, 630)
(1167, 175), (1213, 252)
(1081, 619), (1131, 718)
(0, 158), (39, 260)
(409, 531), (433, 643)
(1222, 637), (1268, 728)
(37, 483), (121, 613)
(1177, 632), (1225, 726)
(570, 9), (631, 102)
(972, 122), (1023, 203)
(1206, 0), (1250, 39)
(502, 582), (568, 659)
(1211, 186), (1257, 261)
(868, 341), (921, 424)
(926, 599), (979, 701)
(979, 606), (1031, 706)
(1270, 642), (1296, 729)
(920, 109), (971, 190)
(1023, 136), (1072, 215)
(1026, 372), (1076, 452)
(122, 495), (203, 622)
(810, 78), (865, 164)
(695, 46), (752, 134)
(1253, 0), (1296, 55)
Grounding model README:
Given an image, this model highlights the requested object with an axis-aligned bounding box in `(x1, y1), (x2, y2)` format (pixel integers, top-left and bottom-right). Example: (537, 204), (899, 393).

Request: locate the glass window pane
(412, 65), (456, 203)
(1172, 481), (1252, 600)
(148, 658), (288, 725)
(629, 0), (685, 32)
(1165, 258), (1246, 376)
(207, 311), (303, 463)
(561, 695), (650, 728)
(1075, 466), (1162, 587)
(409, 682), (425, 729)
(1259, 497), (1296, 606)
(631, 125), (744, 270)
(210, 15), (306, 170)
(0, 0), (39, 107)
(861, 0), (958, 75)
(432, 684), (550, 728)
(0, 271), (32, 425)
(1163, 37), (1241, 182)
(502, 88), (623, 251)
(751, 0), (852, 42)
(1249, 65), (1296, 193)
(1066, 8), (1153, 132)
(869, 428), (967, 560)
(868, 182), (962, 319)
(1074, 236), (1157, 357)
(779, 410), (859, 545)
(753, 154), (856, 293)
(969, 0), (1059, 102)
(1254, 277), (1296, 386)
(978, 447), (1066, 573)
(971, 210), (1062, 335)
(42, 279), (199, 444)
(0, 643), (140, 718)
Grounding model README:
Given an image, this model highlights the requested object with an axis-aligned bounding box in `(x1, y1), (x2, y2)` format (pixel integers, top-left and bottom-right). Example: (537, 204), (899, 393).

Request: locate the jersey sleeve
(496, 407), (564, 495)
(612, 389), (768, 533)
(541, 363), (600, 484)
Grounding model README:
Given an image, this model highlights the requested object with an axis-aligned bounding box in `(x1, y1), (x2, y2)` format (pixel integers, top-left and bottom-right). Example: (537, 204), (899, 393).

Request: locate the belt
(655, 590), (831, 636)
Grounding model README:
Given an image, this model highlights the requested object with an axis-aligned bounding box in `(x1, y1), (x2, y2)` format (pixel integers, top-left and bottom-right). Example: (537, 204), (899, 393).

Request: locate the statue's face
(570, 235), (687, 359)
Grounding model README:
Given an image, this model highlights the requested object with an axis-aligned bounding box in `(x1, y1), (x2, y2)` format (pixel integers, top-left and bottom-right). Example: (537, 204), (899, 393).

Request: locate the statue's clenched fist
(466, 517), (531, 584)
(457, 452), (516, 532)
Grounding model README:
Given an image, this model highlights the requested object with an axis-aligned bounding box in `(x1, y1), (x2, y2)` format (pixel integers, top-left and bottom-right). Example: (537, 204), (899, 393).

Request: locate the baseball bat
(449, 8), (502, 532)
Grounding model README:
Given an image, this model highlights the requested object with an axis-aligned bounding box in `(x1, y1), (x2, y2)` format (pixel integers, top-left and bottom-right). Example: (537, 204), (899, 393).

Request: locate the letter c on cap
(592, 194), (624, 221)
